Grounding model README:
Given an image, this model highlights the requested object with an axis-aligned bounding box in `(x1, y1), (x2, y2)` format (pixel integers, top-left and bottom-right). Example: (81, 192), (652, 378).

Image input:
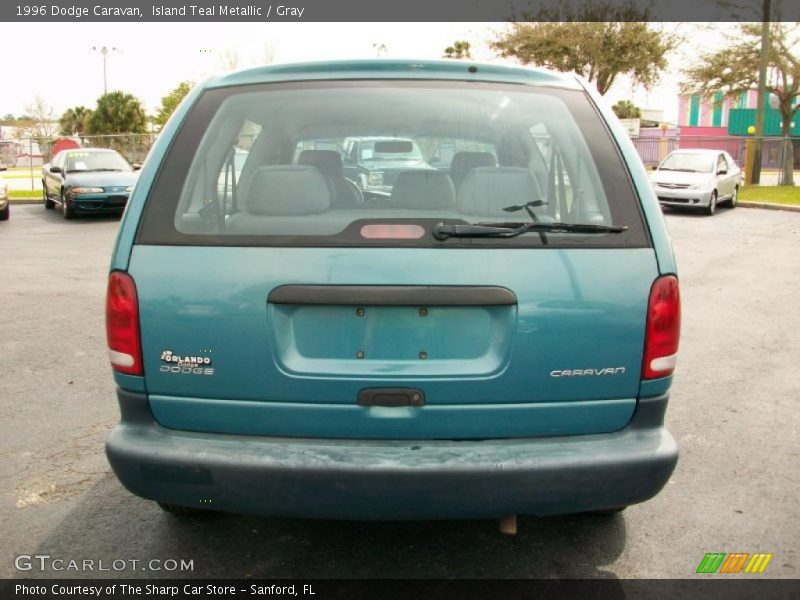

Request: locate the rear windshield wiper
(433, 221), (628, 240)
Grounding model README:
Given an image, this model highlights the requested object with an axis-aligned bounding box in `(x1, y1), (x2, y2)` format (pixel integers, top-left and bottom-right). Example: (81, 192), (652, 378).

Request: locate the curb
(738, 201), (800, 213)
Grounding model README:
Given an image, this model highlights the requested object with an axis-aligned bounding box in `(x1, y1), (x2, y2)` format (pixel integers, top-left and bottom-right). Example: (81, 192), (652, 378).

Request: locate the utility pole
(752, 0), (771, 184)
(91, 46), (119, 96)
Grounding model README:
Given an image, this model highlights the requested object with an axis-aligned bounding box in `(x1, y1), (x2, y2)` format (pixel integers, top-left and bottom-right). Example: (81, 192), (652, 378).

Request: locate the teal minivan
(105, 60), (680, 521)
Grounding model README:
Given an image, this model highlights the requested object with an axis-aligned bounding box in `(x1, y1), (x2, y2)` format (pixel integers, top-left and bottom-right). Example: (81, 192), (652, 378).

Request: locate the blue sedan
(42, 148), (139, 219)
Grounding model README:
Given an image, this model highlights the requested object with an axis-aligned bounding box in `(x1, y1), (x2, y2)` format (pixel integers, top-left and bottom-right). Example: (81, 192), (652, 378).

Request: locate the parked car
(650, 149), (741, 216)
(342, 136), (432, 193)
(0, 166), (8, 221)
(105, 60), (680, 524)
(42, 148), (139, 219)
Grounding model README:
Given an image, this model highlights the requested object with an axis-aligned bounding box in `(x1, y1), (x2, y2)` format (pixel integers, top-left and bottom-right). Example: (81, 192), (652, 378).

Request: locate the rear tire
(705, 190), (717, 216)
(0, 204), (8, 221)
(157, 502), (208, 516)
(730, 186), (738, 208)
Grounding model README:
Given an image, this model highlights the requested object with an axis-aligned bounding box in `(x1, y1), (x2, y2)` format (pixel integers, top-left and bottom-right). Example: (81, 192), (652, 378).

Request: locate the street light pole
(102, 47), (107, 94)
(91, 46), (119, 96)
(752, 0), (771, 185)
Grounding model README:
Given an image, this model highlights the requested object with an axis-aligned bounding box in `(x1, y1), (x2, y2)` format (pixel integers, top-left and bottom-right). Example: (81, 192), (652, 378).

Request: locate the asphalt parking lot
(0, 203), (798, 579)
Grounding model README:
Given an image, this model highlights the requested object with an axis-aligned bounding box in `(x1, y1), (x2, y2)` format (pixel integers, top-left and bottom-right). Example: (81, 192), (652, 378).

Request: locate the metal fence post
(744, 138), (755, 185)
(29, 138), (34, 190)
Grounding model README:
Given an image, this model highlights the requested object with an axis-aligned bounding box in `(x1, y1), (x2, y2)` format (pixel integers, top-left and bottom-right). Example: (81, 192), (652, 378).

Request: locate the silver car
(651, 149), (741, 216)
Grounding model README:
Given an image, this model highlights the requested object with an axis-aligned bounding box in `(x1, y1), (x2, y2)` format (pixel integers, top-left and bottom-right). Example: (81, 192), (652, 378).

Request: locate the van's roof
(205, 59), (583, 91)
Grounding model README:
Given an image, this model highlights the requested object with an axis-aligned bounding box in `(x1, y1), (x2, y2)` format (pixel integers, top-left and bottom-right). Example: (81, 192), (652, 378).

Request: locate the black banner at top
(2, 0), (800, 22)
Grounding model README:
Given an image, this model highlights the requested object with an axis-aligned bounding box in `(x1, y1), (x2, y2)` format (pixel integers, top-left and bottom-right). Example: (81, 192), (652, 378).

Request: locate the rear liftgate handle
(357, 388), (426, 407)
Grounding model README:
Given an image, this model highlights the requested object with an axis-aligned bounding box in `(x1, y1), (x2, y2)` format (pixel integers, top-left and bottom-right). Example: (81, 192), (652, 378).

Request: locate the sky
(1, 22), (735, 125)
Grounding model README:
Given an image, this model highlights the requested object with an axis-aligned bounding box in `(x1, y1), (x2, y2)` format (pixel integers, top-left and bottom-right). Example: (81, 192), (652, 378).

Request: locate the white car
(0, 166), (8, 221)
(651, 149), (741, 216)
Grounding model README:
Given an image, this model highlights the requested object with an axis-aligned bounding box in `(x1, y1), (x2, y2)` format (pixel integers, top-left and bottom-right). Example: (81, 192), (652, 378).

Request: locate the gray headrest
(457, 167), (541, 216)
(246, 165), (330, 216)
(390, 170), (456, 210)
(450, 151), (497, 189)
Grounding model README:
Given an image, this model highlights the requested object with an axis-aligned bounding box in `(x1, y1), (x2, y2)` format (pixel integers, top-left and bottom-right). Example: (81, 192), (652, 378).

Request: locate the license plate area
(267, 303), (516, 377)
(106, 195), (128, 207)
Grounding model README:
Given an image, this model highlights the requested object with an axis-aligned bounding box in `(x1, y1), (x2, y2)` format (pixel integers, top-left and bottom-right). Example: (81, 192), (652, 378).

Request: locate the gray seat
(457, 167), (541, 217)
(297, 150), (362, 208)
(245, 165), (330, 215)
(389, 170), (456, 210)
(227, 165), (331, 234)
(449, 151), (497, 191)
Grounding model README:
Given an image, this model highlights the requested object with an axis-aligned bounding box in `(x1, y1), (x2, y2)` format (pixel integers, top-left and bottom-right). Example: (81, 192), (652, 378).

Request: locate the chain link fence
(631, 135), (798, 184)
(2, 132), (796, 190)
(0, 134), (157, 191)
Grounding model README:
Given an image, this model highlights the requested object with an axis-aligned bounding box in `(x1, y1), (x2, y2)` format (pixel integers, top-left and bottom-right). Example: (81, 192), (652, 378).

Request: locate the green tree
(612, 100), (642, 119)
(490, 2), (676, 95)
(443, 40), (472, 59)
(59, 106), (93, 136)
(683, 23), (799, 186)
(155, 81), (194, 128)
(86, 92), (147, 135)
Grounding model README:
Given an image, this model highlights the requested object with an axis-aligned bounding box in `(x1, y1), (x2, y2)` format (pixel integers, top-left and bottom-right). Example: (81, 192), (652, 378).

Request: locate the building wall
(728, 108), (800, 136)
(679, 92), (757, 128)
(678, 95), (689, 127)
(678, 126), (729, 137)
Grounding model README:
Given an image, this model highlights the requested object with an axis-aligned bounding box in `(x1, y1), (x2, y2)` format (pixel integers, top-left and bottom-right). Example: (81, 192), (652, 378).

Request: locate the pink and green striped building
(679, 91), (799, 136)
(679, 91), (758, 129)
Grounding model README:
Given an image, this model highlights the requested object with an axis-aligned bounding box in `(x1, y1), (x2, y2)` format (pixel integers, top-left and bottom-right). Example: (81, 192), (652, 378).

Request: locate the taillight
(106, 271), (143, 376)
(642, 275), (681, 380)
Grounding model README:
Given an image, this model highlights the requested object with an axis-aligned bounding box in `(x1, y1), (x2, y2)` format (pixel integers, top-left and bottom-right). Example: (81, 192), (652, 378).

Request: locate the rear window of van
(138, 80), (649, 248)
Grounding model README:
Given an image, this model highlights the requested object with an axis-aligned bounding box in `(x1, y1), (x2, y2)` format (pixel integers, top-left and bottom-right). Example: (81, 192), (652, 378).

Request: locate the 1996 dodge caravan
(105, 60), (680, 521)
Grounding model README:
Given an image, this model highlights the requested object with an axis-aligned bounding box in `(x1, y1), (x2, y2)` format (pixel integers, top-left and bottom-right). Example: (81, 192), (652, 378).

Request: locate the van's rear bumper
(106, 390), (678, 519)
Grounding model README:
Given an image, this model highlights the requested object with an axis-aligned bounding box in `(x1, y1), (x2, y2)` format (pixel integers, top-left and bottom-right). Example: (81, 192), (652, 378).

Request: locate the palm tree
(59, 106), (93, 136)
(611, 100), (641, 119)
(86, 92), (147, 135)
(444, 41), (472, 59)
